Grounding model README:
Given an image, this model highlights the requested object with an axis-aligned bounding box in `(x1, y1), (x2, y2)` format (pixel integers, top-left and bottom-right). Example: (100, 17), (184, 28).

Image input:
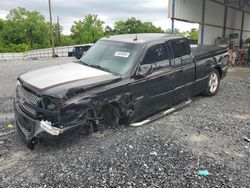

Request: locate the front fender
(60, 92), (133, 126)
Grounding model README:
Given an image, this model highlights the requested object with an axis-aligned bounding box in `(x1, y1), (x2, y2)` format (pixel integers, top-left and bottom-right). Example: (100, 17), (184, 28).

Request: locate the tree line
(0, 7), (199, 53)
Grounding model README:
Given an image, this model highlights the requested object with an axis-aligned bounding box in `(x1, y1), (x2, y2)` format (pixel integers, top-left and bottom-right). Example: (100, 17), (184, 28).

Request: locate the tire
(203, 69), (220, 96)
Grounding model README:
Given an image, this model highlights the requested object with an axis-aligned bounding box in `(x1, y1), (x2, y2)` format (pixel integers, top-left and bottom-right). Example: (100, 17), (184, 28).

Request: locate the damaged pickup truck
(14, 34), (228, 149)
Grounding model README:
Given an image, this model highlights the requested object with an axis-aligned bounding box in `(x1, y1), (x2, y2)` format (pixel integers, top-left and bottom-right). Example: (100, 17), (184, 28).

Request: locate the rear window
(170, 39), (190, 58)
(142, 44), (169, 64)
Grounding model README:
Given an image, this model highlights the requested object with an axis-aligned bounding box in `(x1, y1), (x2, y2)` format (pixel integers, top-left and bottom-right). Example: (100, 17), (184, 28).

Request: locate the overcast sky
(0, 0), (198, 35)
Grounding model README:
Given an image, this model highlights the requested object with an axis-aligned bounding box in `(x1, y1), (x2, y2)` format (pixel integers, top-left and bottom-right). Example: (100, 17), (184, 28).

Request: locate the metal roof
(225, 0), (250, 9)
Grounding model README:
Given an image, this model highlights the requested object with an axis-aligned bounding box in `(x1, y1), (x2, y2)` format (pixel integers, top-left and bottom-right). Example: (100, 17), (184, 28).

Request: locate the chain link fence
(0, 45), (75, 61)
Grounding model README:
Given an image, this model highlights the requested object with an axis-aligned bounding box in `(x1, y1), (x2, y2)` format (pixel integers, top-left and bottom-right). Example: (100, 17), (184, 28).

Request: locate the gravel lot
(0, 58), (249, 187)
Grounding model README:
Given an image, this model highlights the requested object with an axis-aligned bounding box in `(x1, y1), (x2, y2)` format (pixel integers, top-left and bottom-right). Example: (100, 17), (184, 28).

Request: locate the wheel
(203, 70), (220, 96)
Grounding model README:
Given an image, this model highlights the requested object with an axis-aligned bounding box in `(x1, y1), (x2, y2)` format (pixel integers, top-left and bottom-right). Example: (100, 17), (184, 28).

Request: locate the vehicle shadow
(34, 127), (122, 152)
(31, 91), (223, 152)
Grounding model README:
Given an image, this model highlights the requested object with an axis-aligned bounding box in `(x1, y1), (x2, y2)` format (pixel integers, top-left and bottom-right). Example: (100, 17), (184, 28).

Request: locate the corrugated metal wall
(227, 8), (242, 29)
(243, 13), (250, 42)
(174, 0), (203, 23)
(204, 1), (224, 26)
(169, 0), (250, 45)
(203, 26), (223, 45)
(203, 0), (224, 44)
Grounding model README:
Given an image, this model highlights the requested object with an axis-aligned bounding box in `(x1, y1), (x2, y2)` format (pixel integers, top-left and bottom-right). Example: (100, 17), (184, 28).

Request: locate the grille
(17, 85), (40, 116)
(17, 86), (40, 105)
(19, 103), (36, 116)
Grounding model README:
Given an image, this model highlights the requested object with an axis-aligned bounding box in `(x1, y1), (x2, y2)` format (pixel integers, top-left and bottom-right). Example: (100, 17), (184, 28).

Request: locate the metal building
(168, 0), (250, 48)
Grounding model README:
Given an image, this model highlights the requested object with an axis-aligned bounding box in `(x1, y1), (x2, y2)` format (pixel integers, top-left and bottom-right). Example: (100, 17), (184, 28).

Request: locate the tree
(187, 28), (199, 40)
(0, 7), (76, 52)
(165, 28), (199, 40)
(114, 17), (163, 34)
(2, 7), (50, 51)
(114, 18), (142, 34)
(0, 19), (6, 52)
(53, 22), (63, 47)
(140, 22), (163, 33)
(165, 28), (186, 36)
(0, 19), (5, 31)
(61, 35), (75, 46)
(71, 14), (105, 44)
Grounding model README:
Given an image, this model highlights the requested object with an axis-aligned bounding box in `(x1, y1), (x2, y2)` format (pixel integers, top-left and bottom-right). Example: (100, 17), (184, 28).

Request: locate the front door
(130, 43), (175, 122)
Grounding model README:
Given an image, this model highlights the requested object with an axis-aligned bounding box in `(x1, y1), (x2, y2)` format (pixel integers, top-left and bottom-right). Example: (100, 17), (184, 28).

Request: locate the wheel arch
(215, 65), (222, 78)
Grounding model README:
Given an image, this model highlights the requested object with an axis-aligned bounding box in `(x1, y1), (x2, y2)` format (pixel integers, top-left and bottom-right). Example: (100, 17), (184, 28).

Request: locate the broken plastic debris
(7, 124), (13, 129)
(150, 151), (157, 156)
(198, 170), (210, 176)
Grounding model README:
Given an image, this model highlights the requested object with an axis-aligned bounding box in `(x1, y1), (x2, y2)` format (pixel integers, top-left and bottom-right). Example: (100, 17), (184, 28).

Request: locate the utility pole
(48, 0), (55, 58)
(57, 16), (61, 46)
(171, 0), (175, 34)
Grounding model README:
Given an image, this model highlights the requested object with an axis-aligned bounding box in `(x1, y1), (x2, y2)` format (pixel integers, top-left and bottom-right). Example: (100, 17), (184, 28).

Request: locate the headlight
(42, 97), (58, 111)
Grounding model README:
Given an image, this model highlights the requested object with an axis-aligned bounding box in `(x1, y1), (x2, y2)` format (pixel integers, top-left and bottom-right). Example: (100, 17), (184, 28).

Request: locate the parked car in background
(74, 44), (92, 59)
(68, 44), (92, 59)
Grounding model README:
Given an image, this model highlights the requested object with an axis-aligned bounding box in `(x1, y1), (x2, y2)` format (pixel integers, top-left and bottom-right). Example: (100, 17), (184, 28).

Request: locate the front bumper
(14, 99), (75, 149)
(14, 100), (51, 148)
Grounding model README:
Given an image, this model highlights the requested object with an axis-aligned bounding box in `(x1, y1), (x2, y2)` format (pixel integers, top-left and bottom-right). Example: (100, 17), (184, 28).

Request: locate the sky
(0, 0), (198, 35)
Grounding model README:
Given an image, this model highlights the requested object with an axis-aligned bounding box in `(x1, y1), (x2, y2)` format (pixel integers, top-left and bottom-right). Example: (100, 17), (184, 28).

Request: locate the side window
(142, 44), (170, 71)
(171, 40), (188, 58)
(170, 39), (191, 66)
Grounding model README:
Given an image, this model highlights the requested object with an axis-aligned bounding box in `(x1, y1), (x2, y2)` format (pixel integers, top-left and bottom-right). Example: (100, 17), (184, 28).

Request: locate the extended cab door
(169, 39), (195, 104)
(130, 43), (175, 122)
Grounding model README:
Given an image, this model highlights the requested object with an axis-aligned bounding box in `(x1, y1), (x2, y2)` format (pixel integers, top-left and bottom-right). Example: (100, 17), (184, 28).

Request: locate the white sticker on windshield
(114, 51), (130, 58)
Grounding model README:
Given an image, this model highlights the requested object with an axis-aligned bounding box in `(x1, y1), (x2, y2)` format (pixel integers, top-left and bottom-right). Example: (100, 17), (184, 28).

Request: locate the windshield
(79, 40), (139, 75)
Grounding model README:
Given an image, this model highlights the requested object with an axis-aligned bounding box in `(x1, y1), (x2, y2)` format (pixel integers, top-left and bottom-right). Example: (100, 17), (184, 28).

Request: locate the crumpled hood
(20, 63), (121, 98)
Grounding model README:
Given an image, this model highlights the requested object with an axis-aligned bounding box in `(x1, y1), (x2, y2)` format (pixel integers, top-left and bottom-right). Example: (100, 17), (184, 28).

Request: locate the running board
(130, 99), (192, 127)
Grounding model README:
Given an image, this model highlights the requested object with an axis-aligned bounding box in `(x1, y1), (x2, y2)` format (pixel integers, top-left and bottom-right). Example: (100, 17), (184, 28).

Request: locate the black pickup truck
(14, 34), (228, 149)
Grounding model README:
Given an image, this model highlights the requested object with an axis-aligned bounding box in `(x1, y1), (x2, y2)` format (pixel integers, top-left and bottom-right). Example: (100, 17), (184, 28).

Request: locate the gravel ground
(0, 58), (249, 187)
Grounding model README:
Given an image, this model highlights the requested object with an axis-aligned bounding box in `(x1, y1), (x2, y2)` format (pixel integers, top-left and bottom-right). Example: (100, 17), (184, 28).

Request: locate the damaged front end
(14, 83), (67, 150)
(14, 81), (133, 150)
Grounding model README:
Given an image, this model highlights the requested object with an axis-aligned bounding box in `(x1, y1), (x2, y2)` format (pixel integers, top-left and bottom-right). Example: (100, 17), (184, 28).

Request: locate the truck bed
(191, 45), (227, 61)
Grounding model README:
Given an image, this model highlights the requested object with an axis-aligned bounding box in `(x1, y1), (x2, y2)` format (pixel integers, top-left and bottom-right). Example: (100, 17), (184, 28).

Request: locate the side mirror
(136, 64), (153, 78)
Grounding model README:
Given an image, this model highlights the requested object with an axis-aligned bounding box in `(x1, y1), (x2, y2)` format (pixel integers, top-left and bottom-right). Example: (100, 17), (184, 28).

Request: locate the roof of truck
(101, 33), (183, 44)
